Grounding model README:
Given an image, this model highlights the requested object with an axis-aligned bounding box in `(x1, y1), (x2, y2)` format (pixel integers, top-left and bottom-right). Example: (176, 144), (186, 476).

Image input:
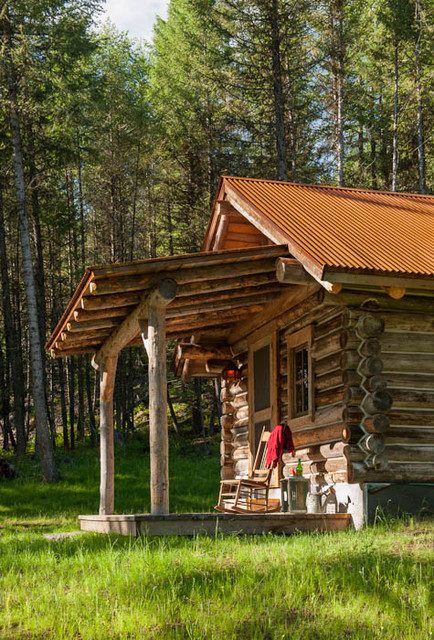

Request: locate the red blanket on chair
(266, 424), (295, 468)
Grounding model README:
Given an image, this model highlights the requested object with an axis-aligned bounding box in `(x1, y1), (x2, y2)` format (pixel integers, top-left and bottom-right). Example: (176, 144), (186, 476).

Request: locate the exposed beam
(176, 343), (233, 361)
(92, 279), (177, 370)
(324, 269), (434, 291)
(276, 257), (342, 294)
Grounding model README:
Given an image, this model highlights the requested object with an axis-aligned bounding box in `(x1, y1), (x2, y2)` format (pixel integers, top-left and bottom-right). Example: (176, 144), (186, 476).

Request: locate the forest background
(0, 0), (432, 480)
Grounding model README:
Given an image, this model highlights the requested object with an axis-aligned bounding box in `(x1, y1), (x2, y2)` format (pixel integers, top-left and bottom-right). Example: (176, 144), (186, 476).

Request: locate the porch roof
(46, 244), (291, 358)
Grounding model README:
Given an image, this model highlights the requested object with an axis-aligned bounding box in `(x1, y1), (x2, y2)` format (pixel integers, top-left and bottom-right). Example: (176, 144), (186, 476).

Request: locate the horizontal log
(176, 343), (233, 361)
(311, 331), (341, 360)
(385, 445), (434, 463)
(230, 423), (249, 437)
(92, 257), (280, 297)
(362, 414), (390, 434)
(74, 306), (135, 322)
(380, 312), (434, 333)
(340, 334), (382, 357)
(341, 352), (384, 376)
(222, 430), (233, 442)
(385, 427), (434, 444)
(177, 271), (278, 298)
(343, 386), (365, 406)
(315, 370), (344, 392)
(324, 291), (434, 313)
(363, 375), (387, 393)
(234, 459), (249, 477)
(221, 465), (234, 480)
(387, 409), (434, 427)
(313, 404), (346, 427)
(233, 432), (248, 447)
(315, 387), (344, 408)
(220, 453), (233, 466)
(362, 390), (393, 414)
(342, 370), (363, 387)
(283, 441), (347, 463)
(381, 332), (434, 354)
(356, 313), (385, 338)
(235, 406), (249, 421)
(220, 415), (234, 430)
(220, 440), (232, 455)
(349, 461), (434, 483)
(315, 352), (341, 376)
(389, 389), (434, 410)
(276, 258), (315, 285)
(232, 446), (249, 461)
(220, 387), (232, 403)
(67, 317), (120, 333)
(358, 433), (386, 455)
(230, 380), (249, 396)
(382, 352), (434, 374)
(51, 345), (98, 358)
(314, 314), (344, 340)
(292, 422), (347, 448)
(386, 372), (434, 390)
(232, 416), (249, 429)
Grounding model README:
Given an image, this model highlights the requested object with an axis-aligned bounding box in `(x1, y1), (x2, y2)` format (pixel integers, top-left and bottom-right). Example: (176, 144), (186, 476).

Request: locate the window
(287, 326), (314, 424)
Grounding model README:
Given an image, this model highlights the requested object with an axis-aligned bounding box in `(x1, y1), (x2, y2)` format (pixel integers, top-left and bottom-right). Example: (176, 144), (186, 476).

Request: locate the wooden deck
(79, 512), (352, 536)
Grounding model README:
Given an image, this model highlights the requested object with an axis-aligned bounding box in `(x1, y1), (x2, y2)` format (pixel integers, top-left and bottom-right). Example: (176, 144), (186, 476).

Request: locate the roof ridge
(222, 175), (434, 200)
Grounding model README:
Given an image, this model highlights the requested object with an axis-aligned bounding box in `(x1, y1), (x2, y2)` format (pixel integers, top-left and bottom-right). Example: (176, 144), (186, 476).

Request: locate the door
(248, 332), (278, 474)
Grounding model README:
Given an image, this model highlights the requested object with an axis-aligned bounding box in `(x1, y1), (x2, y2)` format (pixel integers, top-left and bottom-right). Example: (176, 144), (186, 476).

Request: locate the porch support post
(140, 279), (177, 515)
(99, 354), (118, 515)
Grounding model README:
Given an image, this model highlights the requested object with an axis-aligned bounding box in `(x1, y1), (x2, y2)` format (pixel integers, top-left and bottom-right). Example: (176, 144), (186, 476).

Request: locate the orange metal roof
(222, 176), (434, 276)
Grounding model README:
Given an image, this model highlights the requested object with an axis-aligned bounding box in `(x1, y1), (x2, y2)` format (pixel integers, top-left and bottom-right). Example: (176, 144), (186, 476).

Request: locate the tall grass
(0, 441), (432, 639)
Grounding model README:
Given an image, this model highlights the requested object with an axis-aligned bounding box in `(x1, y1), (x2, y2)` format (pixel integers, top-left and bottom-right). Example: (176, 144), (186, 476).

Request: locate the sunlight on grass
(0, 441), (433, 639)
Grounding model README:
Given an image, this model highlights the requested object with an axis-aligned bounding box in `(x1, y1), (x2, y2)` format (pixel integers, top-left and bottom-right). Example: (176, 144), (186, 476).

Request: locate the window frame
(287, 325), (314, 427)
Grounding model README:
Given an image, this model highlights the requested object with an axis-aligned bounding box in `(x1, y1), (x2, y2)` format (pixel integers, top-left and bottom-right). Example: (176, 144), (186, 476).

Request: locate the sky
(100, 0), (169, 41)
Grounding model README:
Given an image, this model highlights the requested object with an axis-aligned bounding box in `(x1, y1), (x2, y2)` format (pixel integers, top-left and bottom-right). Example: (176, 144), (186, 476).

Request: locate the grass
(0, 439), (433, 639)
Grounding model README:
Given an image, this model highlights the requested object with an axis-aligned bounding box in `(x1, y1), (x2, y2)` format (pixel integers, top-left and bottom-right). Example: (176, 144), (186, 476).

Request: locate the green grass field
(0, 440), (433, 640)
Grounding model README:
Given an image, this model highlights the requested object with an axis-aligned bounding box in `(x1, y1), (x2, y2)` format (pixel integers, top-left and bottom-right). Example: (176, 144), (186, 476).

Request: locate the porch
(79, 512), (352, 536)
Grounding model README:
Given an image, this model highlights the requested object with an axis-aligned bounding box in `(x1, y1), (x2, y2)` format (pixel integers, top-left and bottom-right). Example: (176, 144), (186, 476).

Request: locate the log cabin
(46, 176), (434, 533)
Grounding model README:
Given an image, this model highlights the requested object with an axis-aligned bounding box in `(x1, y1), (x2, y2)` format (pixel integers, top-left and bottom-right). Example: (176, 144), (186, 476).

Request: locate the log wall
(279, 305), (349, 487)
(219, 360), (249, 480)
(219, 292), (434, 486)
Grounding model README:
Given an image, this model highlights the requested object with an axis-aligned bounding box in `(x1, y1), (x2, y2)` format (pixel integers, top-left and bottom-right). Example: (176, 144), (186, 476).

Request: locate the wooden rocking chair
(215, 427), (280, 514)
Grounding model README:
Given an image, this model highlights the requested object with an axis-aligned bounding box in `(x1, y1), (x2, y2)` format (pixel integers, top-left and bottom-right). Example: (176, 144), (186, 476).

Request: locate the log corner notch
(92, 278), (178, 517)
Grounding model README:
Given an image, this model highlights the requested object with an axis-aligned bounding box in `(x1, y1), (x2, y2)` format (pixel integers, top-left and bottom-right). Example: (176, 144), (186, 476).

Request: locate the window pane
(254, 345), (270, 412)
(293, 344), (309, 417)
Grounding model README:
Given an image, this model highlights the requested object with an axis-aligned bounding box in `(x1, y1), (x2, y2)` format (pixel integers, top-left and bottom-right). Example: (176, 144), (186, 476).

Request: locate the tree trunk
(391, 39), (399, 191)
(414, 0), (426, 194)
(270, 0), (288, 181)
(0, 182), (26, 455)
(5, 15), (57, 481)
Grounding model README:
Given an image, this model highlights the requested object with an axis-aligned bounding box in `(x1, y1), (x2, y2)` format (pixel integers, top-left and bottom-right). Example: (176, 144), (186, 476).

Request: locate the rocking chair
(215, 427), (280, 513)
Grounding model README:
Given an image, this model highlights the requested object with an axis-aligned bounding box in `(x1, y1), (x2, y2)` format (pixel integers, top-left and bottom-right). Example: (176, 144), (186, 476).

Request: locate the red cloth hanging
(265, 424), (295, 468)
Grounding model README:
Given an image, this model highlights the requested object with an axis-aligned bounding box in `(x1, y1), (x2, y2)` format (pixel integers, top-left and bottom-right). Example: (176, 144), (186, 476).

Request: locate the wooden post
(140, 279), (177, 515)
(99, 354), (118, 515)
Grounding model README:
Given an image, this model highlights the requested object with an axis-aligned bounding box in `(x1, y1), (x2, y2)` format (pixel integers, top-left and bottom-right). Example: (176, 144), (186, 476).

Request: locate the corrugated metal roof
(223, 176), (434, 276)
